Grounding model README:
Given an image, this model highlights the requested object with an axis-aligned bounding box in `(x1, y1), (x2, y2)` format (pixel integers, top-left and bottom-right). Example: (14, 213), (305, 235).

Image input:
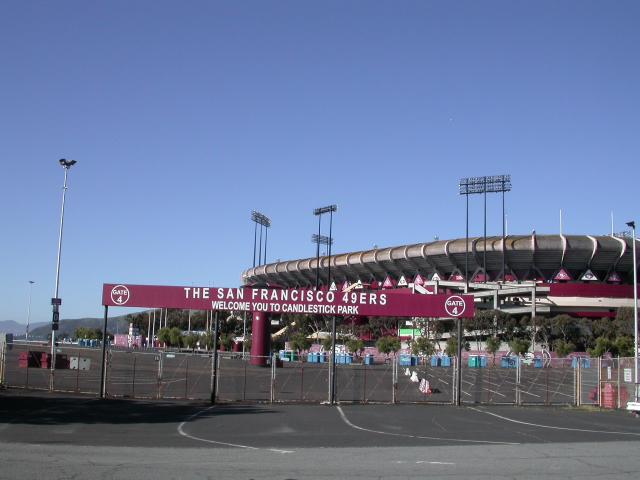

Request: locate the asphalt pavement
(1, 388), (640, 479)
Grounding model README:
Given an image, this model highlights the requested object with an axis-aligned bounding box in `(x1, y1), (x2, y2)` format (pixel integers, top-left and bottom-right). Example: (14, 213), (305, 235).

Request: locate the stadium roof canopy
(242, 234), (638, 288)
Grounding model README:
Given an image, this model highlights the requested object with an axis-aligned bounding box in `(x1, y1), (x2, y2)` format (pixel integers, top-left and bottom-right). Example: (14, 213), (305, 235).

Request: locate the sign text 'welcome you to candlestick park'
(102, 284), (474, 318)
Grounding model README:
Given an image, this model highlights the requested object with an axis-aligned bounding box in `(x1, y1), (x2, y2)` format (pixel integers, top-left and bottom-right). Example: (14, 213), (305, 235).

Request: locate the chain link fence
(1, 342), (637, 409)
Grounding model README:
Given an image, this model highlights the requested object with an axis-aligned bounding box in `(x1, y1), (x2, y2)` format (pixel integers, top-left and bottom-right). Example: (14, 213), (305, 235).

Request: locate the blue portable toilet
(441, 356), (451, 367)
(364, 354), (374, 365)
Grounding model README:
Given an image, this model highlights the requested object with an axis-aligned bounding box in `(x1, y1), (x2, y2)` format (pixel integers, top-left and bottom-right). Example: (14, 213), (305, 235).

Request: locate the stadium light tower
(311, 234), (333, 256)
(313, 205), (337, 289)
(313, 204), (338, 404)
(626, 220), (638, 402)
(251, 211), (271, 267)
(51, 158), (77, 389)
(459, 175), (512, 282)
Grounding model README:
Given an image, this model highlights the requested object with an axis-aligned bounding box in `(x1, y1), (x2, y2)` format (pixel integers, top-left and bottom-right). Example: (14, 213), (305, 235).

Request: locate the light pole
(626, 221), (638, 402)
(51, 158), (77, 389)
(26, 281), (34, 341)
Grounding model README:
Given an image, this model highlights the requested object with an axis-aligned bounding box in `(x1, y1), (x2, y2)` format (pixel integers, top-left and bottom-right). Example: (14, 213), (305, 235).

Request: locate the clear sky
(1, 0), (639, 324)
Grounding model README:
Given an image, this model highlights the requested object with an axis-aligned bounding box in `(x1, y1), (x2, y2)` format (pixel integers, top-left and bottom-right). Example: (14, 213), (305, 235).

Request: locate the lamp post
(26, 280), (34, 341)
(626, 221), (638, 402)
(51, 158), (77, 389)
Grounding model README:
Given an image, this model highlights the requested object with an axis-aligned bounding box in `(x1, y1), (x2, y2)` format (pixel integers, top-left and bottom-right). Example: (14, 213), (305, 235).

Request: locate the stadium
(242, 233), (639, 319)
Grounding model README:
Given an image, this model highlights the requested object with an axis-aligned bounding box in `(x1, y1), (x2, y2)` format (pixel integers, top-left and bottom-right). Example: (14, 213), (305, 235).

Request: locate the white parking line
(468, 407), (640, 436)
(336, 406), (519, 445)
(177, 405), (294, 452)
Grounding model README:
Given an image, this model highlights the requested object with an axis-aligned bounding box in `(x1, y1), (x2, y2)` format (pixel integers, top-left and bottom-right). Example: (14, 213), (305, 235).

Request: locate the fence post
(271, 353), (276, 403)
(617, 356), (621, 410)
(157, 352), (163, 400)
(132, 354), (137, 398)
(451, 355), (457, 405)
(300, 362), (304, 402)
(516, 356), (521, 406)
(75, 348), (80, 392)
(184, 356), (188, 400)
(243, 361), (247, 401)
(363, 362), (367, 403)
(392, 355), (397, 404)
(0, 338), (5, 386)
(576, 358), (581, 406)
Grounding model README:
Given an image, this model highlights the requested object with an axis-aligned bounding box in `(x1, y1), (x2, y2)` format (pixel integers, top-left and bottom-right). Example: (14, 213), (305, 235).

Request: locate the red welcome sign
(102, 283), (474, 318)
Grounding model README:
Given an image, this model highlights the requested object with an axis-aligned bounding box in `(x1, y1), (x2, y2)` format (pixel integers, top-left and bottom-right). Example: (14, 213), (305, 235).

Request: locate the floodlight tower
(313, 204), (337, 404)
(251, 211), (271, 267)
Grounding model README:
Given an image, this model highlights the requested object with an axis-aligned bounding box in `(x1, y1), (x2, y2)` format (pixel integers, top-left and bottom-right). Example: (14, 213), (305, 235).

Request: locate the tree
(346, 338), (365, 358)
(219, 333), (235, 351)
(589, 336), (614, 357)
(376, 336), (400, 358)
(184, 334), (199, 351)
(613, 336), (634, 357)
(157, 327), (171, 347)
(169, 327), (183, 348)
(509, 338), (530, 356)
(445, 336), (470, 356)
(410, 337), (435, 357)
(485, 336), (501, 366)
(551, 315), (578, 344)
(289, 333), (312, 353)
(553, 339), (576, 357)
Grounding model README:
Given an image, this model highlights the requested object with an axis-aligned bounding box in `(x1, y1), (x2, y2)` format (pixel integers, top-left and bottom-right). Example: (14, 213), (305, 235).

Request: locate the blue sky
(2, 0), (639, 323)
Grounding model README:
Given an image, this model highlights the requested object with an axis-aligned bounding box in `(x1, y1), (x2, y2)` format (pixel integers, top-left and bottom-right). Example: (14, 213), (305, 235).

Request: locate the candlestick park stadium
(242, 233), (639, 319)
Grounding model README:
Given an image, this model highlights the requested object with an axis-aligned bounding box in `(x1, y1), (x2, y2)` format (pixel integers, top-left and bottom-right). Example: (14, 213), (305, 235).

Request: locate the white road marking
(336, 406), (519, 445)
(468, 407), (640, 436)
(177, 405), (293, 452)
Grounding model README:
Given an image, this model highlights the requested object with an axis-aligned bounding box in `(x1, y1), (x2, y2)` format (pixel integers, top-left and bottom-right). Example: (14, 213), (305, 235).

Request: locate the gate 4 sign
(110, 285), (130, 305)
(444, 296), (466, 317)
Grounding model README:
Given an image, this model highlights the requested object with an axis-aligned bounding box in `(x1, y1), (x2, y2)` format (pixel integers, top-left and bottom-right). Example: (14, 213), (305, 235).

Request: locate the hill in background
(22, 315), (134, 340)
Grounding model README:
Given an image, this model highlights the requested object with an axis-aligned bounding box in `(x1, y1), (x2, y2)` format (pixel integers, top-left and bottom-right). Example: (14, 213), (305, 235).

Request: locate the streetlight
(26, 281), (34, 341)
(626, 220), (638, 402)
(51, 158), (77, 388)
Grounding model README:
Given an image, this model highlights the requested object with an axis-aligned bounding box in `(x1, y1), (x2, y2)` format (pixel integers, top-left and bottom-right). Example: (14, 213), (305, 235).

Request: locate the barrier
(2, 343), (635, 409)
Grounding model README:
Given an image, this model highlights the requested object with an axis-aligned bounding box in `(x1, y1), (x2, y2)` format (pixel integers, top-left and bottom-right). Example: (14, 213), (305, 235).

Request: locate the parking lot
(1, 389), (639, 480)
